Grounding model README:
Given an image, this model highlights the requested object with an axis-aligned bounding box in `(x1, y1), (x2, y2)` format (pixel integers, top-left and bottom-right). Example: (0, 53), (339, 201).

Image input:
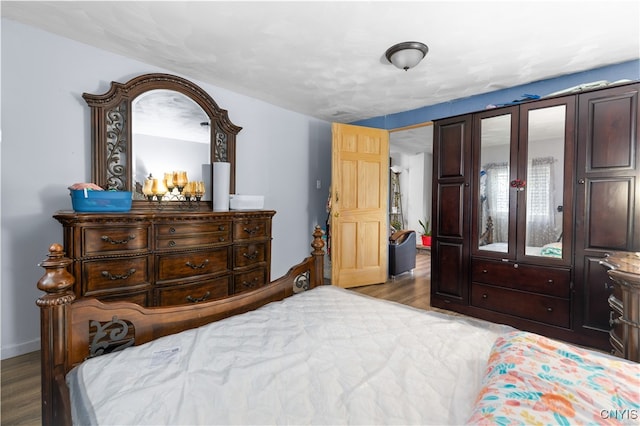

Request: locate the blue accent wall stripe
(353, 60), (640, 129)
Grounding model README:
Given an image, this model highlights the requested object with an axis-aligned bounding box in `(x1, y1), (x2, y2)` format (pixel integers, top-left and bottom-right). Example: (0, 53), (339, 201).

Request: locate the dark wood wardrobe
(431, 82), (639, 351)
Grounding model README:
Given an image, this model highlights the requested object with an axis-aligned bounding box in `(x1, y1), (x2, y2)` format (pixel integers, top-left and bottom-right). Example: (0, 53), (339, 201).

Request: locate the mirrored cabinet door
(518, 97), (576, 264)
(472, 107), (518, 258)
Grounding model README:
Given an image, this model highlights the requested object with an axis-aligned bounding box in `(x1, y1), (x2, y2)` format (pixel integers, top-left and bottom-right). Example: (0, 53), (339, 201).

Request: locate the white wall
(0, 19), (332, 359)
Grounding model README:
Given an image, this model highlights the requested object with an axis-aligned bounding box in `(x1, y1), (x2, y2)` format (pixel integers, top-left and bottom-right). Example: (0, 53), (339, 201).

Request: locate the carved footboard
(37, 226), (325, 426)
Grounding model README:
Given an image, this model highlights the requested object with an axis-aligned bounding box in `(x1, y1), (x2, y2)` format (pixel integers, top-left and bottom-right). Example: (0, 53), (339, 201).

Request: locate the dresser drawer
(95, 290), (151, 306)
(156, 248), (229, 283)
(233, 242), (267, 268)
(155, 221), (231, 237)
(472, 259), (571, 298)
(82, 256), (150, 295)
(155, 222), (231, 250)
(234, 267), (268, 294)
(155, 276), (230, 306)
(233, 219), (270, 241)
(156, 235), (228, 250)
(610, 329), (624, 357)
(471, 282), (571, 328)
(83, 226), (149, 256)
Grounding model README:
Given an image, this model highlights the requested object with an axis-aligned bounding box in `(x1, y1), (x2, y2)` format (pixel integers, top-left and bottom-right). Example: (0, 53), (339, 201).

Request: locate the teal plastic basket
(70, 190), (132, 212)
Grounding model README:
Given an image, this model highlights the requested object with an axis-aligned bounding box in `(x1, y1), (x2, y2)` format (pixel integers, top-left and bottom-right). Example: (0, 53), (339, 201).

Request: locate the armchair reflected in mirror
(83, 73), (241, 210)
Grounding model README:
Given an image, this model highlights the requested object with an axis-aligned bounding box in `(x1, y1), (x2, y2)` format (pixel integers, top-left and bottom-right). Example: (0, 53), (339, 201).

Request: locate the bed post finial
(37, 243), (75, 306)
(37, 243), (75, 426)
(311, 225), (325, 255)
(311, 226), (325, 286)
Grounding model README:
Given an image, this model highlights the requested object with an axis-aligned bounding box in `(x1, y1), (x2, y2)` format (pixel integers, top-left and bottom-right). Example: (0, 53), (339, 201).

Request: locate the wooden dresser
(602, 252), (640, 362)
(54, 210), (275, 307)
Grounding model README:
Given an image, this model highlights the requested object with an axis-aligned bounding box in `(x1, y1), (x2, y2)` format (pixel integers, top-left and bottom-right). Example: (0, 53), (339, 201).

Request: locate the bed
(37, 227), (639, 425)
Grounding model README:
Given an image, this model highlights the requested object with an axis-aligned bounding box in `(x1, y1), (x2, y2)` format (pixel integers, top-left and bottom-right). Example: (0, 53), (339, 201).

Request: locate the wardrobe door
(431, 115), (472, 305)
(575, 83), (640, 346)
(517, 96), (576, 266)
(471, 107), (518, 260)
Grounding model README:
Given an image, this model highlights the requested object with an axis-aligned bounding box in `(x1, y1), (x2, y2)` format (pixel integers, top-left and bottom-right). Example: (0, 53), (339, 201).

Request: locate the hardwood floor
(1, 350), (40, 425)
(0, 252), (432, 425)
(349, 251), (432, 310)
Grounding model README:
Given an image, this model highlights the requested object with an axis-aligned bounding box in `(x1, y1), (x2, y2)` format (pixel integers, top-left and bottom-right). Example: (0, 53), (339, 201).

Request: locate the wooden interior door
(331, 123), (389, 288)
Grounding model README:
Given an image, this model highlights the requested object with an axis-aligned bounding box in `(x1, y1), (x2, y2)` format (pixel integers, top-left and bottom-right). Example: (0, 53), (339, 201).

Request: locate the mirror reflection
(478, 114), (511, 253)
(524, 105), (565, 257)
(476, 106), (566, 258)
(132, 89), (212, 201)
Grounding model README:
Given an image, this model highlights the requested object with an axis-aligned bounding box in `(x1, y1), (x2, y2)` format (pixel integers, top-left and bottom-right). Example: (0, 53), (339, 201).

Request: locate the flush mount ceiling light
(385, 41), (429, 71)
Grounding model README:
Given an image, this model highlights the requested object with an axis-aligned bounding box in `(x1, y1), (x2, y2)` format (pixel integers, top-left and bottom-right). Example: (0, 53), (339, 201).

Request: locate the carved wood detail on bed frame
(36, 226), (326, 426)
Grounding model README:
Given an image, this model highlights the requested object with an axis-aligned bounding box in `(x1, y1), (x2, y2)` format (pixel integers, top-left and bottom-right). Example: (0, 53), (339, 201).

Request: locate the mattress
(67, 285), (514, 425)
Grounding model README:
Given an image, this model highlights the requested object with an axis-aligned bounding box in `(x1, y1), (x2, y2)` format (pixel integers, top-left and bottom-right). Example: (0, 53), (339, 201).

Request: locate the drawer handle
(513, 264), (519, 269)
(186, 291), (211, 303)
(482, 269), (488, 274)
(482, 293), (488, 299)
(547, 307), (553, 313)
(604, 280), (614, 290)
(241, 277), (260, 288)
(185, 259), (209, 270)
(169, 227), (176, 234)
(609, 311), (621, 327)
(168, 240), (176, 247)
(600, 259), (617, 271)
(219, 237), (226, 242)
(218, 225), (226, 231)
(243, 251), (259, 260)
(101, 235), (136, 245)
(101, 268), (136, 280)
(547, 279), (554, 284)
(243, 226), (260, 235)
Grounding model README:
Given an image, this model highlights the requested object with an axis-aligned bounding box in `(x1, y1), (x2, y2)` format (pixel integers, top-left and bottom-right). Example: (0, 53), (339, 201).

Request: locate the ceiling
(3, 1), (639, 154)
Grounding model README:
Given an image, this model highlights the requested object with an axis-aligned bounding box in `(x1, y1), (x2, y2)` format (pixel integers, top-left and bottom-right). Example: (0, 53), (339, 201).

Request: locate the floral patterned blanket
(466, 331), (640, 425)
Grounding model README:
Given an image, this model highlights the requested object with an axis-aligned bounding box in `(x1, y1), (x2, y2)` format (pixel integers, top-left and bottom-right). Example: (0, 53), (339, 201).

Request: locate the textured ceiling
(3, 1), (639, 154)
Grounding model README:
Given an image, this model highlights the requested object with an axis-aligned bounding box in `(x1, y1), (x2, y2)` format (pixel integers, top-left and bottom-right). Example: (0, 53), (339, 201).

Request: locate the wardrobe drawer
(472, 259), (571, 298)
(233, 267), (268, 294)
(233, 242), (267, 268)
(156, 248), (229, 283)
(233, 218), (270, 241)
(83, 226), (149, 256)
(155, 276), (230, 306)
(82, 256), (150, 295)
(471, 283), (571, 328)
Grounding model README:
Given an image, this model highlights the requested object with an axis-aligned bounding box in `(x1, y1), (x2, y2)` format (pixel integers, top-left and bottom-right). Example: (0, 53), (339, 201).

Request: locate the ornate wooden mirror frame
(83, 73), (241, 211)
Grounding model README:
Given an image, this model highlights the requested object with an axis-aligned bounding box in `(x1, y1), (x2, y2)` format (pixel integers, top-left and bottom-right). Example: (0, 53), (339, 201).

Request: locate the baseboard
(1, 338), (39, 360)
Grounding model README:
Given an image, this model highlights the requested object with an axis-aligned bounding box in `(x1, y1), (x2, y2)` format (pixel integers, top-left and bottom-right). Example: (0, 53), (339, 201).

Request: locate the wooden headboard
(36, 226), (325, 426)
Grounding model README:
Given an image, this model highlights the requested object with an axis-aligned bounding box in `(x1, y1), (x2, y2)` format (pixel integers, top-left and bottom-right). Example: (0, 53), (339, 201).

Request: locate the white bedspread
(68, 286), (513, 425)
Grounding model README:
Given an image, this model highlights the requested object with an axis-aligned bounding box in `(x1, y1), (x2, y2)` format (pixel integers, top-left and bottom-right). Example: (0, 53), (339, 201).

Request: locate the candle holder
(142, 174), (205, 210)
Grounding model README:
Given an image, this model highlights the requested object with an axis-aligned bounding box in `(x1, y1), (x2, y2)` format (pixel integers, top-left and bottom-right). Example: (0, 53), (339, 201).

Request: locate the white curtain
(482, 162), (509, 243)
(526, 157), (557, 247)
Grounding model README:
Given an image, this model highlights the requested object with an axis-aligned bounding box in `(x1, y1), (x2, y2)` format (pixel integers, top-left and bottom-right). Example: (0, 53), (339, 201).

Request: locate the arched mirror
(83, 73), (241, 210)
